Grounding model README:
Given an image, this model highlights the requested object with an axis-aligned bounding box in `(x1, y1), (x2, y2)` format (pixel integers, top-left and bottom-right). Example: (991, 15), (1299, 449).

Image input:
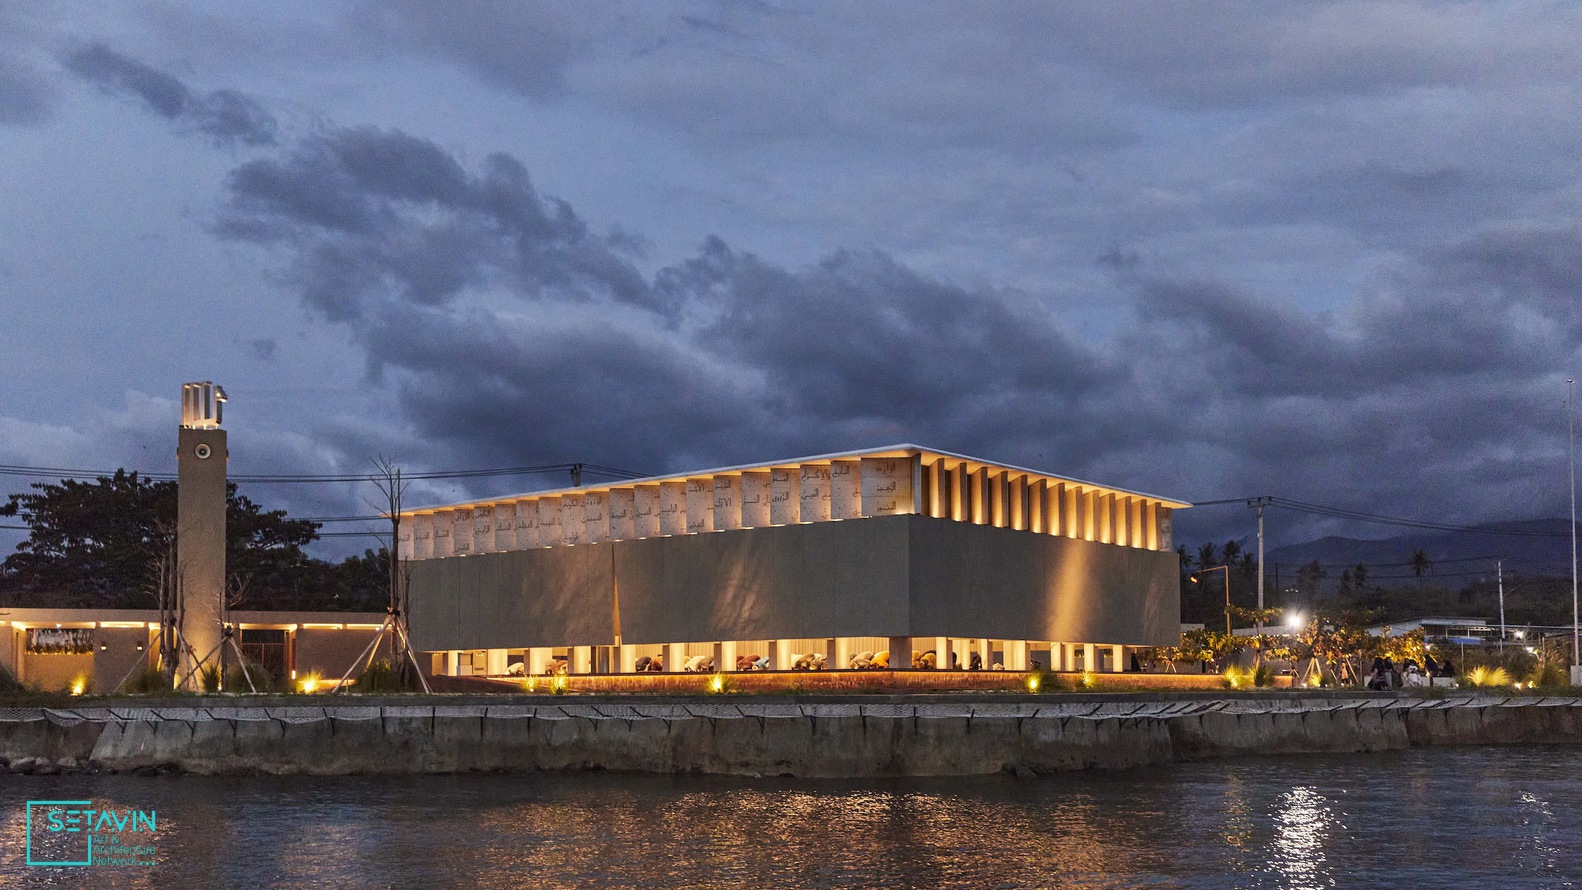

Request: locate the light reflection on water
(1, 747), (1579, 888)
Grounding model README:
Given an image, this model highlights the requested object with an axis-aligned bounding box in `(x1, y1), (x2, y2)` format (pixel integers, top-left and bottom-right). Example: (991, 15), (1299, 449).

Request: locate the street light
(1191, 565), (1232, 635)
(1568, 378), (1580, 686)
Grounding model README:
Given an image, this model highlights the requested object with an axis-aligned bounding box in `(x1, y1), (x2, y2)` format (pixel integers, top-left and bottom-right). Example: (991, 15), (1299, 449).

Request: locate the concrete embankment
(1, 695), (1579, 778)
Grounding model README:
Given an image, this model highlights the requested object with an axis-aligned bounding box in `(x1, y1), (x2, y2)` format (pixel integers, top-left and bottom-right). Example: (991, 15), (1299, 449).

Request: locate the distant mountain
(1264, 518), (1576, 587)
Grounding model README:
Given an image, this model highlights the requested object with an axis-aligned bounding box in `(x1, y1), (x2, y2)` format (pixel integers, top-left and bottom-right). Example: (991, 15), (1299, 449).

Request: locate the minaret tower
(177, 381), (227, 689)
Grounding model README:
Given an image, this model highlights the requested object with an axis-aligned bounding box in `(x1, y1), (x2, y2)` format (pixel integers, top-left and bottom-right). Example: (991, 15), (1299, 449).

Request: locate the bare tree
(366, 457), (412, 683)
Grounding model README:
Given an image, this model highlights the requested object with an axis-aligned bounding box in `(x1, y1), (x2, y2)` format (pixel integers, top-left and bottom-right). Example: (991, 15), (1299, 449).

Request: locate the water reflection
(1272, 786), (1334, 890)
(0, 747), (1578, 888)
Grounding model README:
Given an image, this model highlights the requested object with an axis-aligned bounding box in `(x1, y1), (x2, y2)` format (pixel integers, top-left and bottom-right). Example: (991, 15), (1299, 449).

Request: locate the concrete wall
(294, 628), (383, 678)
(907, 517), (1180, 646)
(1, 698), (1577, 778)
(407, 515), (1177, 651)
(92, 627), (156, 693)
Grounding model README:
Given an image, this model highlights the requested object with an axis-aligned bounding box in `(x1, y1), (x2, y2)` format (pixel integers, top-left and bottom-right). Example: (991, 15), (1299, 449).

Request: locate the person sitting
(793, 652), (820, 671)
(1440, 659), (1456, 678)
(949, 652), (961, 670)
(1403, 664), (1426, 687)
(1367, 665), (1391, 691)
(752, 655), (770, 671)
(547, 657), (569, 676)
(1424, 653), (1441, 677)
(873, 650), (890, 669)
(506, 662), (526, 676)
(634, 655), (652, 672)
(850, 650), (875, 670)
(968, 652), (983, 671)
(992, 662), (1004, 670)
(807, 653), (827, 670)
(646, 656), (665, 672)
(682, 654), (711, 673)
(912, 650), (937, 670)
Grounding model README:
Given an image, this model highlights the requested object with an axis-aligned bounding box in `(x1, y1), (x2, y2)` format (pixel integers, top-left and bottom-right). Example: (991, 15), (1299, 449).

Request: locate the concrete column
(715, 640), (737, 672)
(412, 513), (434, 559)
(825, 637), (838, 670)
(770, 468), (800, 524)
(582, 491), (608, 543)
(1098, 494), (1113, 544)
(800, 465), (832, 522)
(536, 498), (561, 547)
(528, 648), (550, 676)
(927, 461), (944, 518)
(837, 637), (854, 670)
(573, 646), (593, 674)
(1046, 483), (1062, 537)
(830, 460), (861, 519)
(1011, 475), (1028, 530)
(1083, 643), (1097, 673)
(740, 472), (771, 528)
(930, 636), (948, 669)
(1065, 643), (1078, 672)
(450, 509), (474, 556)
(1007, 640), (1028, 671)
(634, 485), (660, 538)
(490, 503), (515, 551)
(1129, 498), (1144, 548)
(1146, 501), (1159, 550)
(560, 494), (585, 545)
(683, 478), (711, 532)
(989, 472), (1005, 527)
(771, 639), (795, 671)
(860, 456), (913, 517)
(887, 636), (913, 670)
(618, 645), (637, 673)
(712, 474), (742, 531)
(444, 650), (460, 676)
(513, 500), (538, 548)
(1082, 490), (1097, 541)
(659, 481), (687, 535)
(978, 638), (992, 669)
(1028, 479), (1045, 533)
(485, 648), (508, 675)
(1159, 507), (1173, 551)
(950, 638), (969, 671)
(397, 518), (414, 561)
(665, 643), (686, 672)
(470, 506), (493, 554)
(1114, 497), (1130, 548)
(970, 467), (989, 524)
(1111, 644), (1125, 673)
(951, 463), (968, 521)
(431, 510), (455, 557)
(608, 488), (635, 541)
(1064, 485), (1080, 538)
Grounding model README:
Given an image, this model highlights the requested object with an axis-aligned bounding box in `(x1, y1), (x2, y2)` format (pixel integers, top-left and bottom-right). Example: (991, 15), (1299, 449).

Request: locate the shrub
(231, 658), (276, 693)
(1252, 663), (1277, 688)
(706, 673), (733, 695)
(1024, 668), (1064, 693)
(1223, 666), (1254, 689)
(200, 664), (222, 693)
(358, 658), (399, 693)
(1529, 662), (1567, 689)
(1461, 665), (1513, 689)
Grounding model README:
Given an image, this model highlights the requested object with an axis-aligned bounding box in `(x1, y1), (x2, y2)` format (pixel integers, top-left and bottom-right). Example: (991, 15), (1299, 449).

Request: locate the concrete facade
(402, 446), (1189, 676)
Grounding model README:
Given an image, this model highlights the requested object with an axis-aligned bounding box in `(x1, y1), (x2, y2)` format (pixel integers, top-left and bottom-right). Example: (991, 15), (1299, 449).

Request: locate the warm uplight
(550, 675), (569, 694)
(70, 677), (86, 696)
(1286, 611), (1304, 630)
(709, 674), (725, 694)
(298, 672), (324, 694)
(1078, 672), (1097, 689)
(1026, 674), (1041, 693)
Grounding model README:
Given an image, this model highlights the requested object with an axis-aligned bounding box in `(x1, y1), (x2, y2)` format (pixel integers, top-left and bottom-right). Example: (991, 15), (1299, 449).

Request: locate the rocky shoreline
(1, 694), (1579, 778)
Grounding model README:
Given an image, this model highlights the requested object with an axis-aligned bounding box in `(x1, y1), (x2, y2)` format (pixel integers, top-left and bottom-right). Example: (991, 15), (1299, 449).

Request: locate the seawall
(2, 696), (1579, 778)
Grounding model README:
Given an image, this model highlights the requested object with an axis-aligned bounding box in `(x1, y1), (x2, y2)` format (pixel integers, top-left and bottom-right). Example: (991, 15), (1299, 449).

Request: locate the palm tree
(1410, 549), (1431, 583)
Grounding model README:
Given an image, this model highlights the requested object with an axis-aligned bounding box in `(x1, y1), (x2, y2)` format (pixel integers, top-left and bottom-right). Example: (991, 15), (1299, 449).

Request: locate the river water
(2, 746), (1579, 888)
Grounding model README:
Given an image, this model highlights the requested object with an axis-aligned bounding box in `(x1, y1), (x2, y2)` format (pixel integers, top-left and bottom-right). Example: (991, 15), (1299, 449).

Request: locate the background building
(404, 445), (1189, 677)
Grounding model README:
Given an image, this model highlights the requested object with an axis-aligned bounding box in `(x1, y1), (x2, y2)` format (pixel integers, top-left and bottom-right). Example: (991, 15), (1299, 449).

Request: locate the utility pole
(1568, 378), (1579, 685)
(1248, 497), (1270, 638)
(1498, 560), (1505, 652)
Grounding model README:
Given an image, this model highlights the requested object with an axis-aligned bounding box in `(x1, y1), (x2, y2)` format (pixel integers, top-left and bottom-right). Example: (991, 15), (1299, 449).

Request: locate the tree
(1410, 549), (1432, 581)
(1297, 560), (1328, 598)
(0, 471), (378, 610)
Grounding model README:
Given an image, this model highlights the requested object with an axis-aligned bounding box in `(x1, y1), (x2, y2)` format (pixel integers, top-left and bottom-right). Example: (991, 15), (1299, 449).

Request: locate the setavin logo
(25, 800), (159, 867)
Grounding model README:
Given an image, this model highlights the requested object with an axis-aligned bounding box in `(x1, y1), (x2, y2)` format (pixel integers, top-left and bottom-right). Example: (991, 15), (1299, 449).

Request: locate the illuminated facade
(402, 445), (1190, 677)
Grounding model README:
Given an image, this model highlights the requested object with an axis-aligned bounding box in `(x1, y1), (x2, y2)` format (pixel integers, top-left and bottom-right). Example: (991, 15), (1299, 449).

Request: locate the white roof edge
(403, 443), (1194, 515)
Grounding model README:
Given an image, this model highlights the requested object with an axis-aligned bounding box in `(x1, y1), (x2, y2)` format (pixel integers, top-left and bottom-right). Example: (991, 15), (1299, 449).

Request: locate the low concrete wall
(1, 698), (1577, 778)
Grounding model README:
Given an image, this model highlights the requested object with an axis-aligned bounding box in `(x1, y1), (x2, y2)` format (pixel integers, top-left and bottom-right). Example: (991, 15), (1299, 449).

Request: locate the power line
(0, 461), (646, 485)
(1192, 495), (1575, 538)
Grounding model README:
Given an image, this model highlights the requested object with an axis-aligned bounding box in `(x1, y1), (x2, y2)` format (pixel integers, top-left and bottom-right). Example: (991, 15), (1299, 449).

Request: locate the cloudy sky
(2, 1), (1580, 558)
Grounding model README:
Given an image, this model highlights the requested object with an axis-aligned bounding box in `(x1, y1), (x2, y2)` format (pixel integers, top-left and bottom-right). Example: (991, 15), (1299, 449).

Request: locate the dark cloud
(203, 114), (1582, 553)
(0, 57), (56, 125)
(64, 43), (277, 146)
